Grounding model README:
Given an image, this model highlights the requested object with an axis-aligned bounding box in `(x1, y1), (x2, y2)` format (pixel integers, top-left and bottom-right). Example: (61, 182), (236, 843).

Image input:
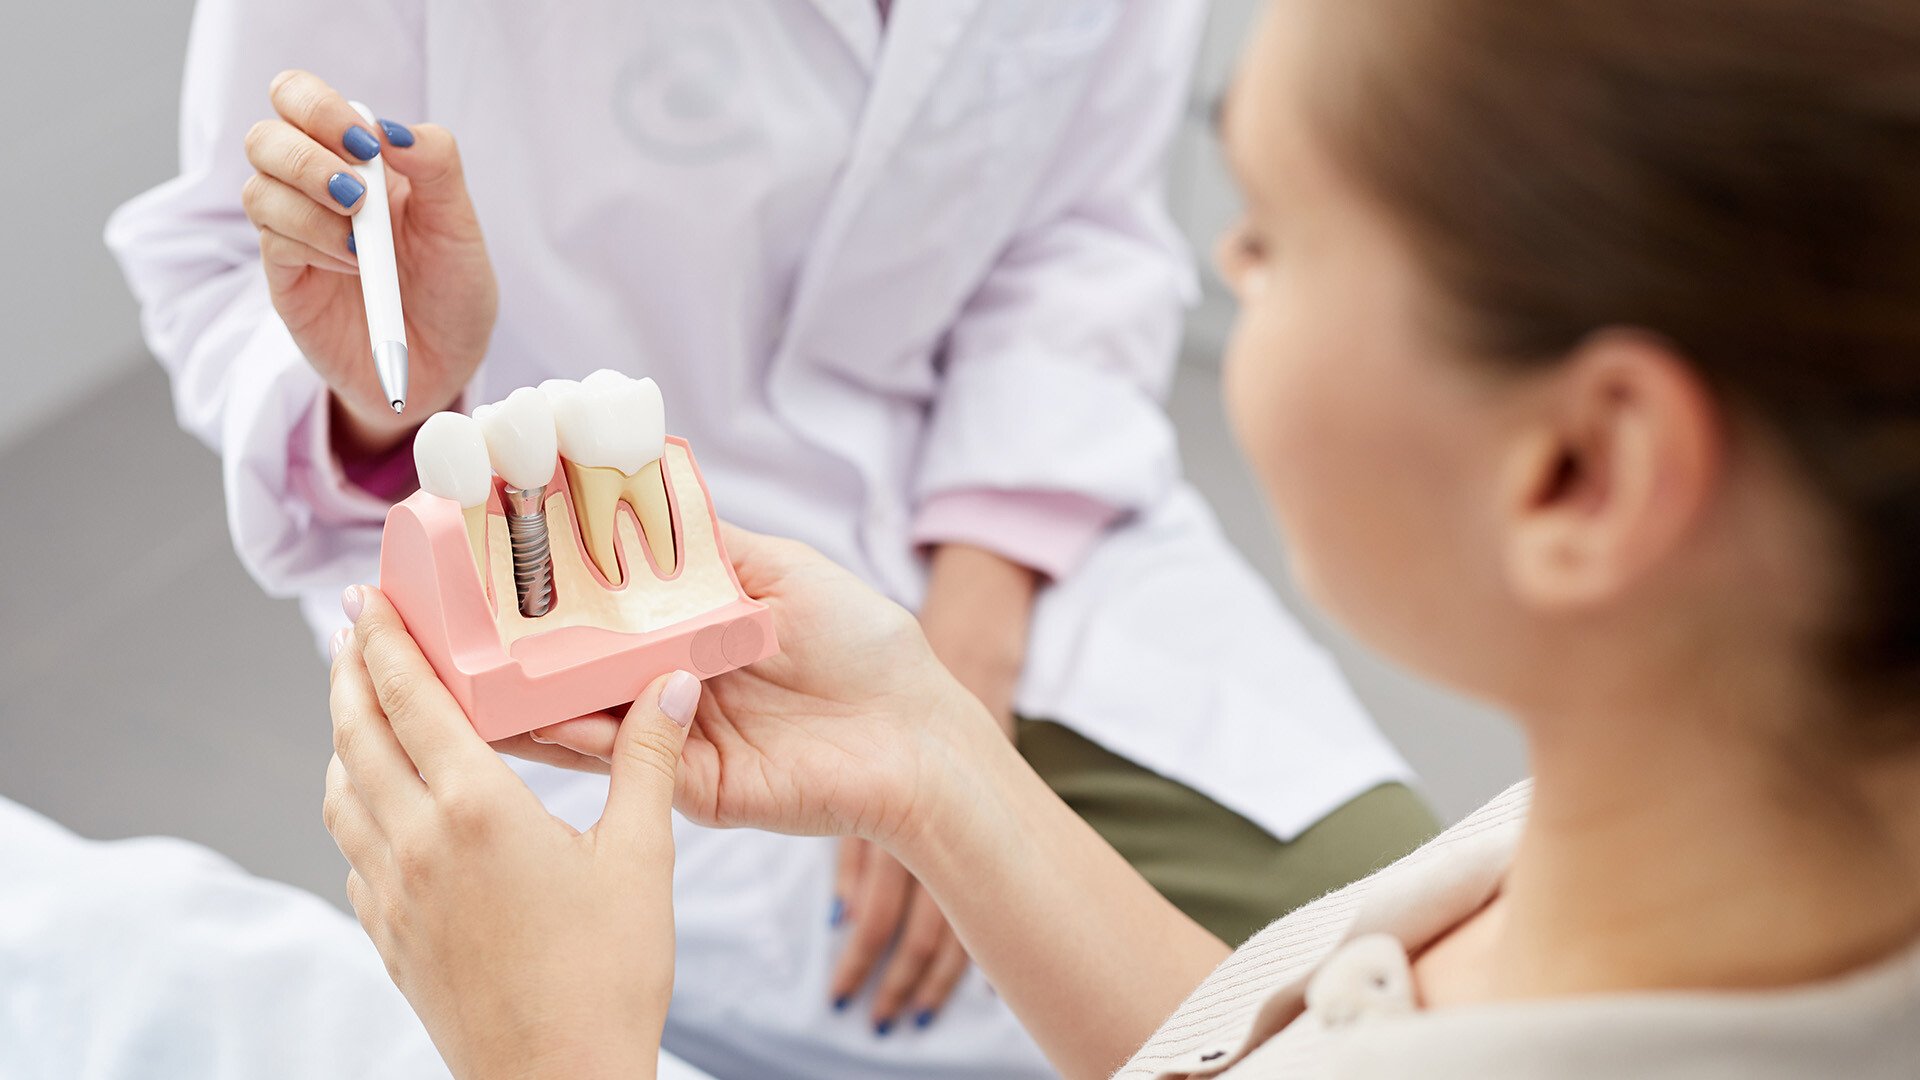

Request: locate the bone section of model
(544, 371), (675, 583)
(412, 411), (494, 583)
(487, 442), (736, 651)
(474, 388), (559, 618)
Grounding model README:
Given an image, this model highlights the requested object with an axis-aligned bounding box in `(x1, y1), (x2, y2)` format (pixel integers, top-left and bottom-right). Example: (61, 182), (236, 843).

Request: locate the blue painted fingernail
(832, 995), (851, 1013)
(914, 1009), (935, 1029)
(343, 124), (380, 161)
(378, 118), (415, 147)
(874, 1019), (893, 1037)
(328, 172), (365, 208)
(829, 897), (845, 928)
(346, 233), (356, 254)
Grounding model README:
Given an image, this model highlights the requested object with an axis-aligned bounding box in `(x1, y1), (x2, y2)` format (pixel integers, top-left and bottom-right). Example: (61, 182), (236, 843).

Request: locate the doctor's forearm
(920, 544), (1037, 736)
(892, 702), (1231, 1080)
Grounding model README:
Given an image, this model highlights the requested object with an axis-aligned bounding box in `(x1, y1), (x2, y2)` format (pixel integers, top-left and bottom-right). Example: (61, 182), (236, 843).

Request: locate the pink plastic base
(378, 438), (779, 741)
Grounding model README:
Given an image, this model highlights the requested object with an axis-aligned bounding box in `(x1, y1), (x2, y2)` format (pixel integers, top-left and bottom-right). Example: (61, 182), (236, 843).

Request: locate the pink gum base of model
(379, 437), (778, 741)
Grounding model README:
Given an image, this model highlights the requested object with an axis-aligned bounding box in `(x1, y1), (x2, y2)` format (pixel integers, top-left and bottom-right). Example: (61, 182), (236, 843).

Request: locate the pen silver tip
(373, 340), (409, 417)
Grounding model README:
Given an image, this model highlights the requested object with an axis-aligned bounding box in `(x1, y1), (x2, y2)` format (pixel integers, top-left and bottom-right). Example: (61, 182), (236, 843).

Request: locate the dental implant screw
(502, 486), (555, 618)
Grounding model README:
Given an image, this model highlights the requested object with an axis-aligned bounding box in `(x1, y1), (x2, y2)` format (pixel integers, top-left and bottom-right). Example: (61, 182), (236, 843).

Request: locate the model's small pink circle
(721, 618), (765, 666)
(689, 625), (730, 674)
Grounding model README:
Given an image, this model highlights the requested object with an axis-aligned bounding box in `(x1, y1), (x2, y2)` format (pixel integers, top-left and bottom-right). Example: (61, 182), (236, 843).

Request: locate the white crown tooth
(540, 380), (589, 462)
(476, 387), (558, 491)
(549, 379), (606, 468)
(412, 412), (492, 508)
(538, 378), (582, 403)
(550, 369), (663, 475)
(629, 376), (666, 465)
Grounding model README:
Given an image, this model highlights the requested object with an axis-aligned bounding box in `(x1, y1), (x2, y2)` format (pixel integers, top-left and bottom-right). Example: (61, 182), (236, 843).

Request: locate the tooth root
(462, 503), (489, 591)
(564, 461), (629, 586)
(623, 459), (677, 575)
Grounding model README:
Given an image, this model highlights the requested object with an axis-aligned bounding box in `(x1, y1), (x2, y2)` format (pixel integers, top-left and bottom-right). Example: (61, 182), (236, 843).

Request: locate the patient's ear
(1499, 332), (1721, 612)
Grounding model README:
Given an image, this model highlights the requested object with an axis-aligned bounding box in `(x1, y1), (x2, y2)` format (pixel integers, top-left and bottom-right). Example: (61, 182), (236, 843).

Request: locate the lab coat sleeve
(104, 0), (425, 600)
(911, 1), (1207, 568)
(911, 489), (1121, 581)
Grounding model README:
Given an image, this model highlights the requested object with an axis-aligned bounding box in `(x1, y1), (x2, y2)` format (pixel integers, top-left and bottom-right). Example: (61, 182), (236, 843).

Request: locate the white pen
(347, 100), (408, 413)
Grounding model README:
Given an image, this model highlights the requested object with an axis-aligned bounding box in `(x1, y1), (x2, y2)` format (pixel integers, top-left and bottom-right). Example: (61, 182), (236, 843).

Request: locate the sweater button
(1304, 933), (1416, 1029)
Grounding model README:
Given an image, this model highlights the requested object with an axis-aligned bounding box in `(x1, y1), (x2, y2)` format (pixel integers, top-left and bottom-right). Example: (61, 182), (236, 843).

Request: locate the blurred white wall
(1172, 0), (1266, 362)
(0, 0), (199, 453)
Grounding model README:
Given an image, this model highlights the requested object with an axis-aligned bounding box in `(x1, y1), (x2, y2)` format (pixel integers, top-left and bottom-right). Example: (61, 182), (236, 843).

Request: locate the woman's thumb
(599, 670), (701, 841)
(375, 121), (471, 214)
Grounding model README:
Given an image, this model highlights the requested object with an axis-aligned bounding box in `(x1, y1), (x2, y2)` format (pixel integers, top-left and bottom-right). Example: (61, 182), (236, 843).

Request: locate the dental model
(379, 374), (779, 741)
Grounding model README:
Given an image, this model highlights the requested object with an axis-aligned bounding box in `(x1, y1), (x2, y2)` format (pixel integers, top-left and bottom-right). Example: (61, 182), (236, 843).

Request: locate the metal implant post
(502, 486), (554, 617)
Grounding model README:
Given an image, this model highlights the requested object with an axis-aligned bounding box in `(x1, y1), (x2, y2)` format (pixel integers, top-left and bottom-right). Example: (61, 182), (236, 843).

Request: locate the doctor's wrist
(330, 391), (423, 463)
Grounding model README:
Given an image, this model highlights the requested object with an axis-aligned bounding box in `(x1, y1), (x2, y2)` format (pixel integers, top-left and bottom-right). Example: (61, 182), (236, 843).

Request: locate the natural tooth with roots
(563, 460), (676, 583)
(551, 370), (673, 583)
(627, 458), (674, 574)
(411, 411), (492, 581)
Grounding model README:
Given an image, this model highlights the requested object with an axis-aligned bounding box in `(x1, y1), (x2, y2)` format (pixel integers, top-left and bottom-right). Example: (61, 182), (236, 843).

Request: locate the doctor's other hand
(325, 586), (682, 1080)
(824, 544), (1029, 1031)
(828, 839), (972, 1032)
(512, 525), (1003, 848)
(243, 70), (496, 459)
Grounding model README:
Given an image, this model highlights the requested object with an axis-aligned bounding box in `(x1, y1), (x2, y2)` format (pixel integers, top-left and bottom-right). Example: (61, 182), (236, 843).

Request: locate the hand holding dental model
(240, 70), (495, 454)
(325, 531), (1014, 1080)
(332, 523), (1215, 1080)
(387, 372), (777, 739)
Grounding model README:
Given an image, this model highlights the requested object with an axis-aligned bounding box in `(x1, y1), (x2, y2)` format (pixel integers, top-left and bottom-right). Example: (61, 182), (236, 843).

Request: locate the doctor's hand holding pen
(328, 524), (1220, 1080)
(242, 70), (496, 459)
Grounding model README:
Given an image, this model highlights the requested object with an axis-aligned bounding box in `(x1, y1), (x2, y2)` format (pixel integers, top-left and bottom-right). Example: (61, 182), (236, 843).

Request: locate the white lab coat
(108, 2), (1413, 1077)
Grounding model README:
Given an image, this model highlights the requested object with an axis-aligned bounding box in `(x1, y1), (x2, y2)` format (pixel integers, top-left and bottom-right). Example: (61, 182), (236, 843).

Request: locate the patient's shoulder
(1117, 781), (1533, 1078)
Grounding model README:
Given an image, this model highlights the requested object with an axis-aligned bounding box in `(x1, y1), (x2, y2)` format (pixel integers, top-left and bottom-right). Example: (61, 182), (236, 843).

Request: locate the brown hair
(1304, 0), (1920, 740)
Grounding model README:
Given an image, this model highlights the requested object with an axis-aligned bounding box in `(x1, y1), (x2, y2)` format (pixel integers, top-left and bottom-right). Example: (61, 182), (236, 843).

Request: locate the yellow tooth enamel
(563, 457), (678, 584)
(462, 503), (489, 592)
(564, 461), (628, 585)
(623, 460), (677, 575)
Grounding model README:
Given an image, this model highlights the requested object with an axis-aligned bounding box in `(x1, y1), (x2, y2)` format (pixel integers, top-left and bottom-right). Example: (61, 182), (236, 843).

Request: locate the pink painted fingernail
(659, 670), (700, 727)
(341, 585), (365, 622)
(528, 731), (553, 744)
(329, 627), (350, 660)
